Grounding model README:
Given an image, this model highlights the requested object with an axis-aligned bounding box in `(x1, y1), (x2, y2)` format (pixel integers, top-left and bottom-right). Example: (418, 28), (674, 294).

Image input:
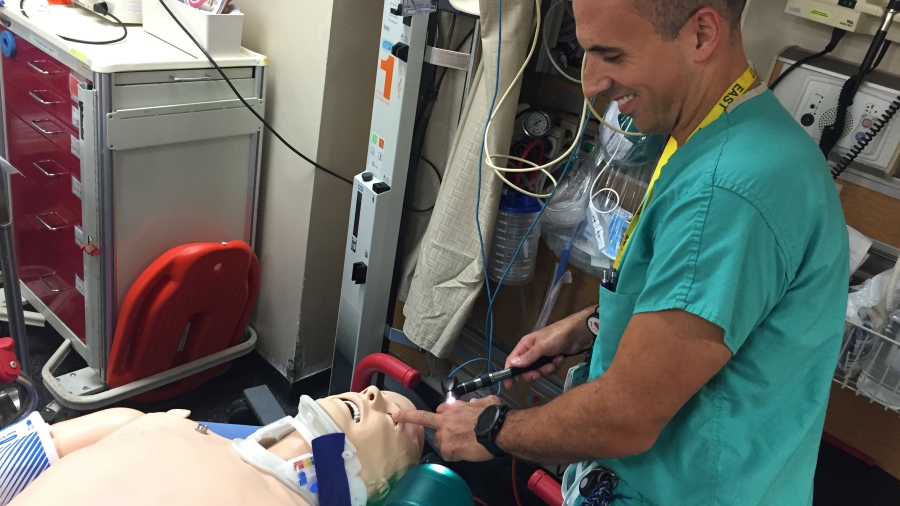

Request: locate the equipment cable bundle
(819, 1), (900, 179)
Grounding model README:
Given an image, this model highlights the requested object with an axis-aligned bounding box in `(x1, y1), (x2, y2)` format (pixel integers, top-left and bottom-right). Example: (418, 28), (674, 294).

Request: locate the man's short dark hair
(633, 0), (747, 40)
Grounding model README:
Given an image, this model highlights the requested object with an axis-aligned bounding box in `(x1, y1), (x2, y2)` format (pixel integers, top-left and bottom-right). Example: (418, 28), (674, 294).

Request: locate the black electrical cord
(820, 2), (900, 160)
(157, 0), (353, 185)
(770, 28), (846, 91)
(866, 40), (892, 76)
(404, 156), (442, 213)
(820, 74), (860, 158)
(405, 24), (476, 214)
(831, 94), (900, 179)
(61, 4), (128, 44)
(414, 25), (476, 133)
(820, 42), (892, 161)
(20, 0), (127, 44)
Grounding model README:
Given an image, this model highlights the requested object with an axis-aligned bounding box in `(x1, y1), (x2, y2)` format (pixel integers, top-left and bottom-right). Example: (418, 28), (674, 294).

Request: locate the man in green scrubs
(393, 0), (849, 503)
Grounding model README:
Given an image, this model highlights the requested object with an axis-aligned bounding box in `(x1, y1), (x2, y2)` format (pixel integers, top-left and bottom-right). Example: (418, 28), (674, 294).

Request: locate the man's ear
(679, 6), (725, 63)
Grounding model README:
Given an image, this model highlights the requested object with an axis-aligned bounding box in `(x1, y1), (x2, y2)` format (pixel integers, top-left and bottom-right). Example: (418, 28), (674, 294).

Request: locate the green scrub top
(585, 89), (849, 505)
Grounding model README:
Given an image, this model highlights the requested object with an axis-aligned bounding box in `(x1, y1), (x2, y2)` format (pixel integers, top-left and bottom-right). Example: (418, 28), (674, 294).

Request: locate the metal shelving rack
(835, 319), (900, 415)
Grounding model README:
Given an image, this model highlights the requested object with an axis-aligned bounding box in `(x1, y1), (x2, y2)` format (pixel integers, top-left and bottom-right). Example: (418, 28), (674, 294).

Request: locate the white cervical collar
(232, 396), (367, 506)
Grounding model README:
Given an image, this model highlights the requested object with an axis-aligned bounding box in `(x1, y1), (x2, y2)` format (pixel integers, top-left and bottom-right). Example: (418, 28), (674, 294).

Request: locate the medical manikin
(9, 386), (424, 506)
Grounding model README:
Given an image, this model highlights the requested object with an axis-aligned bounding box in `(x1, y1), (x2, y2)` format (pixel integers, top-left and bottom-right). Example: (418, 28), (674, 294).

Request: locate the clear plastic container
(857, 309), (900, 409)
(543, 149), (594, 229)
(488, 189), (542, 285)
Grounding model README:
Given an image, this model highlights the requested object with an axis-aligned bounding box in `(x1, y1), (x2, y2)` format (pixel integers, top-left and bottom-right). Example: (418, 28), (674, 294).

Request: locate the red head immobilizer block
(106, 240), (260, 402)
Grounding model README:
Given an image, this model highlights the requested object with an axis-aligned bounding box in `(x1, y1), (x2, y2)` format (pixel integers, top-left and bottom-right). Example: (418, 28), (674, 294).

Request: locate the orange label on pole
(379, 55), (394, 101)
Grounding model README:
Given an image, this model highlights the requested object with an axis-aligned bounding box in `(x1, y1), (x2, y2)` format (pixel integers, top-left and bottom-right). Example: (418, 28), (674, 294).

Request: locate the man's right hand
(503, 305), (597, 389)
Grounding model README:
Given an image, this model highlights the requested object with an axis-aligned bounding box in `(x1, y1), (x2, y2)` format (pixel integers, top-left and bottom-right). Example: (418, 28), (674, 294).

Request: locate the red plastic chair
(106, 240), (260, 402)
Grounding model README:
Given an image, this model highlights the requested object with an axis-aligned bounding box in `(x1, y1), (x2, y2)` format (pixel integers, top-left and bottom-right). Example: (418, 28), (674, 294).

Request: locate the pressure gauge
(523, 110), (552, 138)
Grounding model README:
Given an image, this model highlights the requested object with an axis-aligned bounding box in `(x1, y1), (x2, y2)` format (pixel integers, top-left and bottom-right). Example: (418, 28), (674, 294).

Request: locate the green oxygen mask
(380, 464), (473, 506)
(596, 102), (666, 166)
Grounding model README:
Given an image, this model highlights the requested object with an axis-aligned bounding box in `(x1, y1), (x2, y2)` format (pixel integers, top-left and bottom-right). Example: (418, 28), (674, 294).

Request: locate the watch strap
(478, 438), (506, 458)
(475, 405), (509, 458)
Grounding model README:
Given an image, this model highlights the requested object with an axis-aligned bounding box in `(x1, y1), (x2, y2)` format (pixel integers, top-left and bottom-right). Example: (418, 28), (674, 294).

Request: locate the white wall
(239, 0), (331, 379)
(296, 1), (383, 381)
(743, 1), (900, 82)
(239, 1), (381, 381)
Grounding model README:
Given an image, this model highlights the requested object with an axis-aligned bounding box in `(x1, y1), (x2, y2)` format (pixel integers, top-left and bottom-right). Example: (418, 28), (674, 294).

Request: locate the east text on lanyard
(612, 66), (758, 272)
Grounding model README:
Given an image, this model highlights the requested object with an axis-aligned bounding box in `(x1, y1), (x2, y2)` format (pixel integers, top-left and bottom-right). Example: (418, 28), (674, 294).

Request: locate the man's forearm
(494, 374), (654, 464)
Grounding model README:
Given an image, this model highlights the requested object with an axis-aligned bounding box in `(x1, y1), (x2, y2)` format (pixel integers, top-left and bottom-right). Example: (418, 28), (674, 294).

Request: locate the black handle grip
(509, 355), (555, 377)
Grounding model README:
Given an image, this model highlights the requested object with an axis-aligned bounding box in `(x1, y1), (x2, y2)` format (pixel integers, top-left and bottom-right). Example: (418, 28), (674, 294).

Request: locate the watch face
(475, 405), (499, 436)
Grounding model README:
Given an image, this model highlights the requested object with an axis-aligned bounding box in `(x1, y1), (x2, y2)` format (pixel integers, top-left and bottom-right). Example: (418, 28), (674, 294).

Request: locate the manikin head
(316, 387), (424, 501)
(574, 0), (749, 137)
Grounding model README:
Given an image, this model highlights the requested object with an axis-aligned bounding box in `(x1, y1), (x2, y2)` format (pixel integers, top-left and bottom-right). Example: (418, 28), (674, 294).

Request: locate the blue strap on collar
(311, 433), (351, 506)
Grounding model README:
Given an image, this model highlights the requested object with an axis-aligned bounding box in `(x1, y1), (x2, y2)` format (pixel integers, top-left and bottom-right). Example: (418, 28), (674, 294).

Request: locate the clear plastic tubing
(488, 189), (543, 285)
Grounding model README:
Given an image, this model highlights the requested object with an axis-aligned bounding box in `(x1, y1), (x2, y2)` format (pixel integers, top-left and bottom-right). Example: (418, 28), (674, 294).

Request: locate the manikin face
(574, 0), (691, 135)
(316, 387), (424, 498)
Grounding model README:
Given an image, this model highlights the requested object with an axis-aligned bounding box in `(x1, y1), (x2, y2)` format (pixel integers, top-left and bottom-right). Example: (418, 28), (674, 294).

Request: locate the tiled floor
(10, 318), (900, 505)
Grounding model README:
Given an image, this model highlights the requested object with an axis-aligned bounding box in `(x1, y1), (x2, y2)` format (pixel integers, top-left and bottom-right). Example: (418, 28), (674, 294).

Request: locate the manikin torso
(9, 387), (423, 506)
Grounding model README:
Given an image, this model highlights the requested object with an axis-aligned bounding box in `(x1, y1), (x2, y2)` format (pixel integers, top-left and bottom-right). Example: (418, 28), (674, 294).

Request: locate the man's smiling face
(574, 0), (693, 135)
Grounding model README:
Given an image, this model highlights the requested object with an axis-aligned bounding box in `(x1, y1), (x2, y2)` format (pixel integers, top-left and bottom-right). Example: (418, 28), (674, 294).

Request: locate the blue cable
(448, 357), (489, 379)
(485, 116), (590, 342)
(473, 0), (504, 378)
(477, 119), (590, 397)
(451, 0), (592, 398)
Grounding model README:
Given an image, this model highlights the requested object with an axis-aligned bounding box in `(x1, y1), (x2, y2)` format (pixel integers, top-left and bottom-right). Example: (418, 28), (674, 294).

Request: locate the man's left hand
(392, 396), (502, 462)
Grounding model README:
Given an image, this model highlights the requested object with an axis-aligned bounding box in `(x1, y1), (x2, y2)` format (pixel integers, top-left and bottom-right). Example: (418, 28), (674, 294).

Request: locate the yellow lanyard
(612, 66), (757, 271)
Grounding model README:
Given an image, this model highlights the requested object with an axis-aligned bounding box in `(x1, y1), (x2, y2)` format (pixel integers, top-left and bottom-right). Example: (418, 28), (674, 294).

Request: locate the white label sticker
(71, 176), (82, 199)
(126, 1), (142, 14)
(601, 208), (634, 260)
(74, 225), (83, 247)
(788, 5), (801, 14)
(71, 106), (80, 129)
(586, 206), (609, 251)
(28, 34), (59, 59)
(70, 135), (81, 159)
(75, 275), (84, 296)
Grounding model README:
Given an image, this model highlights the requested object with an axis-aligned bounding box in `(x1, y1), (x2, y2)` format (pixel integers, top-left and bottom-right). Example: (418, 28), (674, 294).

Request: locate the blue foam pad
(312, 432), (351, 506)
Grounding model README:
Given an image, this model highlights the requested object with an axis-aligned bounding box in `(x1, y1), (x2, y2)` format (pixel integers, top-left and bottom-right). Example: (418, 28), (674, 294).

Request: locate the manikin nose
(361, 386), (388, 411)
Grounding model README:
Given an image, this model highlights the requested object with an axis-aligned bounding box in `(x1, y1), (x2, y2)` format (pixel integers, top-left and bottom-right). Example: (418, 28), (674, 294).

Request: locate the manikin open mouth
(343, 400), (361, 422)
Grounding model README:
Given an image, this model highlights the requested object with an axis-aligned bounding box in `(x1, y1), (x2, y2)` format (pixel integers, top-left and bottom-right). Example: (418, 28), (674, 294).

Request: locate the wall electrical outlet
(774, 60), (900, 177)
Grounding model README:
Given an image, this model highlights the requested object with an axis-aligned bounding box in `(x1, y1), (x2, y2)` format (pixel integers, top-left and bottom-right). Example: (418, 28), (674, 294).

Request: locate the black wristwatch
(474, 404), (510, 457)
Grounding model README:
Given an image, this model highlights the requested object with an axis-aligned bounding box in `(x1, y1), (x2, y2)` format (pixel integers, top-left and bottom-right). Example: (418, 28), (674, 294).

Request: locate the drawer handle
(39, 274), (70, 293)
(169, 75), (212, 82)
(26, 60), (60, 75)
(36, 213), (70, 231)
(33, 160), (66, 177)
(30, 120), (63, 136)
(28, 90), (60, 105)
